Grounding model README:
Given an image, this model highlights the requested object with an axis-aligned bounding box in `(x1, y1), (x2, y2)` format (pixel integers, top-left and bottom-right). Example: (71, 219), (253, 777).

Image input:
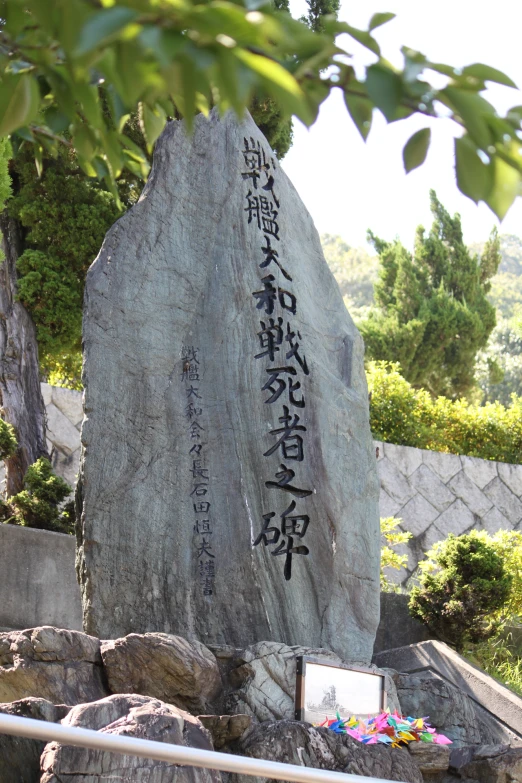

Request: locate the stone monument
(77, 109), (380, 661)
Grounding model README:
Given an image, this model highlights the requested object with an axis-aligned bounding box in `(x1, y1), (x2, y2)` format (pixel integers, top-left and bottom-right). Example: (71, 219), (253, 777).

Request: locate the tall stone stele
(77, 109), (380, 662)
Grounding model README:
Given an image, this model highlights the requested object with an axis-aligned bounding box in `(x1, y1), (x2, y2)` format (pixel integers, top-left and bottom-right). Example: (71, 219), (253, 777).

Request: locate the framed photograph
(294, 657), (386, 723)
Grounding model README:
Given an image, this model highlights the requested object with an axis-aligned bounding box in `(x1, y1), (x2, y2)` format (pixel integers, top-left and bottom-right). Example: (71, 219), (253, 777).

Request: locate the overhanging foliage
(1, 1), (522, 216)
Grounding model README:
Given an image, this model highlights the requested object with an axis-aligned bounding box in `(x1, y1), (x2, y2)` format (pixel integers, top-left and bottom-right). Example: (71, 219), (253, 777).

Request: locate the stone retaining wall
(0, 383), (82, 492)
(0, 524), (82, 631)
(375, 439), (522, 586)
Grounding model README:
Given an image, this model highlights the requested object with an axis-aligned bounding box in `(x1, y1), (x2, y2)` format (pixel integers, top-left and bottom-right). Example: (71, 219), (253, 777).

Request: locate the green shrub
(479, 530), (522, 624)
(368, 361), (522, 464)
(2, 458), (74, 534)
(380, 516), (412, 592)
(0, 419), (17, 461)
(409, 532), (512, 651)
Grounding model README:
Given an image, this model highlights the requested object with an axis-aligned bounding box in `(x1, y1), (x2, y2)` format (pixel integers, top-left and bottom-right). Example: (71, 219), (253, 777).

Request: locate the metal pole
(0, 713), (405, 783)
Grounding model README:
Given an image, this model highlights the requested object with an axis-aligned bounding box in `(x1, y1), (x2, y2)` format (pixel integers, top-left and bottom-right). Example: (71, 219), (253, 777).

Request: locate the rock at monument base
(40, 693), (221, 783)
(223, 641), (400, 722)
(397, 672), (516, 747)
(0, 698), (70, 783)
(0, 627), (107, 705)
(446, 744), (522, 783)
(229, 720), (423, 783)
(78, 108), (380, 661)
(197, 714), (252, 749)
(407, 742), (450, 778)
(101, 632), (222, 713)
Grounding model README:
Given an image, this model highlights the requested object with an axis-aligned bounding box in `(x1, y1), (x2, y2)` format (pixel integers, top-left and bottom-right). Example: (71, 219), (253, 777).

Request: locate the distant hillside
(320, 234), (378, 319)
(470, 234), (522, 320)
(322, 232), (522, 404)
(323, 232), (522, 323)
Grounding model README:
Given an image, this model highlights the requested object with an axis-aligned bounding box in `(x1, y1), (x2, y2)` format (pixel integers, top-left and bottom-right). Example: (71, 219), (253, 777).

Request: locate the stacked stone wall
(375, 440), (522, 585)
(0, 383), (82, 492)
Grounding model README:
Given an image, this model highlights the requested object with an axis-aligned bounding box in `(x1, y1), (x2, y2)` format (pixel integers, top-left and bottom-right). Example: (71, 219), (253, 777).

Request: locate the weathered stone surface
(409, 464), (454, 513)
(78, 109), (380, 658)
(229, 720), (423, 783)
(198, 713), (252, 748)
(224, 641), (400, 722)
(481, 506), (511, 535)
(396, 673), (517, 747)
(447, 744), (522, 783)
(379, 488), (403, 519)
(483, 476), (522, 524)
(46, 403), (81, 455)
(461, 455), (498, 490)
(408, 742), (450, 774)
(447, 470), (493, 517)
(373, 593), (433, 655)
(51, 446), (79, 489)
(40, 693), (221, 783)
(101, 632), (222, 713)
(378, 458), (415, 508)
(497, 462), (522, 497)
(375, 641), (522, 745)
(432, 500), (475, 537)
(0, 626), (106, 704)
(422, 450), (462, 484)
(41, 382), (53, 407)
(383, 442), (423, 478)
(51, 385), (83, 428)
(398, 494), (440, 537)
(0, 526), (82, 632)
(0, 698), (69, 783)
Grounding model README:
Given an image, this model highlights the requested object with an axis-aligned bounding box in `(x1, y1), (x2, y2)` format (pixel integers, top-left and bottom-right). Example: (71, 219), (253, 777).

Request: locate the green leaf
(427, 62), (457, 78)
(369, 12), (396, 31)
(4, 3), (29, 37)
(13, 126), (34, 142)
(365, 64), (403, 121)
(344, 92), (372, 140)
(506, 105), (522, 125)
(485, 154), (521, 219)
(101, 129), (124, 178)
(140, 102), (167, 151)
(403, 127), (431, 173)
(76, 7), (140, 55)
(73, 124), (97, 160)
(461, 63), (517, 89)
(74, 82), (103, 129)
(335, 23), (380, 55)
(234, 48), (311, 124)
(46, 69), (77, 117)
(44, 107), (69, 134)
(0, 75), (40, 136)
(455, 136), (493, 203)
(34, 144), (43, 177)
(139, 27), (186, 68)
(441, 87), (493, 150)
(91, 156), (110, 179)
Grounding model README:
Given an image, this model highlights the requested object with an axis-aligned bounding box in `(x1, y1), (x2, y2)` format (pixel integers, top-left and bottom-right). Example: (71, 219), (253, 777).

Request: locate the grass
(466, 632), (522, 697)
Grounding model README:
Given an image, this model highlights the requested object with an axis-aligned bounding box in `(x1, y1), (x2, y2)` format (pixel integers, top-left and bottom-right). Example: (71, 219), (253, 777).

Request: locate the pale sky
(283, 0), (522, 250)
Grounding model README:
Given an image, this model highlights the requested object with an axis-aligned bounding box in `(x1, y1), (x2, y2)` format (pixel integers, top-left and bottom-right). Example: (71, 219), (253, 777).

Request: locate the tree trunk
(0, 211), (48, 496)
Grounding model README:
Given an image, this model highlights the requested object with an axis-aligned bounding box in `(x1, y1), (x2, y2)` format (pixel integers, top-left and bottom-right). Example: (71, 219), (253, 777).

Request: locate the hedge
(368, 361), (522, 465)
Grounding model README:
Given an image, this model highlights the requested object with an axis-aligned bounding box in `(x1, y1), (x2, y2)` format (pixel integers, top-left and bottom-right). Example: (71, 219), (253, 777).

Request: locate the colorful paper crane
(317, 711), (452, 748)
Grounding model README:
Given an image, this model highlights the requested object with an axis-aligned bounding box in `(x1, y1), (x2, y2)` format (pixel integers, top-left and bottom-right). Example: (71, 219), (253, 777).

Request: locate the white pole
(0, 713), (406, 783)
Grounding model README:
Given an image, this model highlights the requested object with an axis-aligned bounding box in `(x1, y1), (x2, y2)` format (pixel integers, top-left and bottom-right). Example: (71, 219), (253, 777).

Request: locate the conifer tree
(360, 191), (501, 399)
(301, 0), (341, 32)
